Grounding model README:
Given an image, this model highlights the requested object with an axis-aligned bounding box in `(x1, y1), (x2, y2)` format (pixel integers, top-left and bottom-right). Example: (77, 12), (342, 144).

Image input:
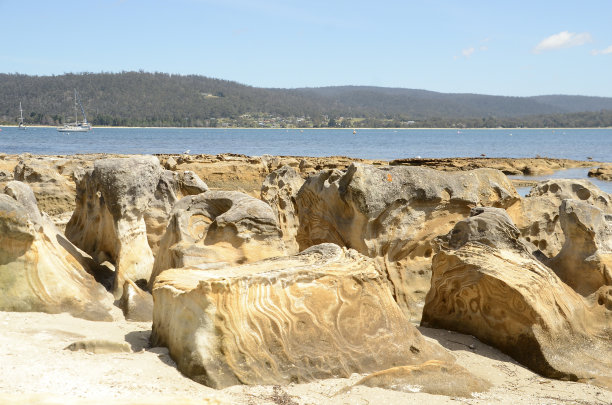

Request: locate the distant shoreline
(2, 125), (612, 130)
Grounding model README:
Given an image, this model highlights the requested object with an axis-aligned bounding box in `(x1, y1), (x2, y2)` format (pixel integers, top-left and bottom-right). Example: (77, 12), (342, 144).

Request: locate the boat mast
(76, 91), (88, 124)
(19, 102), (24, 124)
(74, 89), (79, 124)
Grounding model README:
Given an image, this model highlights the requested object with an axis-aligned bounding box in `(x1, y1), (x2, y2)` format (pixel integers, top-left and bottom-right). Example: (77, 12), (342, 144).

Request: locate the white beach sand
(0, 311), (610, 405)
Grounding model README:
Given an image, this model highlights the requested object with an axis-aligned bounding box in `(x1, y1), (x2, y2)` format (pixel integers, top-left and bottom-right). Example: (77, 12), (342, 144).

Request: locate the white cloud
(533, 31), (592, 53)
(455, 39), (490, 60)
(591, 45), (612, 55)
(462, 47), (475, 57)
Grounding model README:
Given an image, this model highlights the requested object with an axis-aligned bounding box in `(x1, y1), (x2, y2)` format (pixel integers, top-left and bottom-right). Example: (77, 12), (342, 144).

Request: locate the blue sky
(1, 0), (611, 96)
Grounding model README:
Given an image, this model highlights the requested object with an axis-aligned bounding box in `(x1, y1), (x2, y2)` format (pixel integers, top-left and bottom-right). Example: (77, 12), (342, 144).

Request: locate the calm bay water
(0, 127), (610, 162)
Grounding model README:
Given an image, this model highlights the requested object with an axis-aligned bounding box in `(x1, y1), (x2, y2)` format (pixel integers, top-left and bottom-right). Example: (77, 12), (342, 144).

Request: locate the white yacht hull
(57, 125), (92, 133)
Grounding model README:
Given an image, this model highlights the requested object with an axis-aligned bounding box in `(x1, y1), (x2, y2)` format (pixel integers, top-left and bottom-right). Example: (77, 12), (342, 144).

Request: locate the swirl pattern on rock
(260, 165), (305, 255)
(296, 163), (520, 320)
(422, 207), (612, 389)
(150, 190), (286, 285)
(151, 243), (452, 388)
(0, 181), (114, 321)
(515, 179), (612, 257)
(547, 199), (612, 296)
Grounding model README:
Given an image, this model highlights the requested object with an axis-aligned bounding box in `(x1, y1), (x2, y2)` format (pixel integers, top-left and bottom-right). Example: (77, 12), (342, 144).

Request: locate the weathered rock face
(156, 153), (385, 197)
(422, 207), (612, 389)
(118, 279), (154, 322)
(145, 169), (209, 256)
(0, 181), (114, 321)
(66, 155), (209, 298)
(151, 244), (452, 388)
(0, 169), (14, 184)
(547, 199), (612, 296)
(173, 154), (271, 197)
(13, 157), (84, 229)
(150, 190), (286, 286)
(4, 180), (43, 224)
(296, 163), (520, 320)
(66, 156), (163, 298)
(515, 179), (612, 258)
(588, 165), (612, 181)
(260, 165), (305, 255)
(347, 360), (491, 398)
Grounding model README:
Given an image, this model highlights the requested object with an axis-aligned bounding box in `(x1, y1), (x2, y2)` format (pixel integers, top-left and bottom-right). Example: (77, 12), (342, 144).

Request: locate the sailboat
(57, 90), (92, 132)
(18, 102), (26, 130)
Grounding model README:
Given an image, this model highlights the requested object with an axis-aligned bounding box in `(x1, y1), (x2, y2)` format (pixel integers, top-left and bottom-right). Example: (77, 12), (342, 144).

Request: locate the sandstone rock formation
(145, 169), (209, 256)
(422, 207), (612, 389)
(515, 179), (612, 257)
(150, 190), (286, 286)
(296, 163), (520, 320)
(0, 169), (13, 184)
(588, 165), (612, 181)
(151, 244), (452, 388)
(13, 157), (84, 229)
(171, 154), (271, 197)
(119, 279), (154, 322)
(156, 153), (385, 197)
(547, 199), (612, 296)
(66, 156), (162, 298)
(0, 181), (114, 321)
(345, 360), (491, 398)
(391, 157), (596, 176)
(66, 156), (209, 298)
(4, 180), (43, 224)
(260, 165), (305, 255)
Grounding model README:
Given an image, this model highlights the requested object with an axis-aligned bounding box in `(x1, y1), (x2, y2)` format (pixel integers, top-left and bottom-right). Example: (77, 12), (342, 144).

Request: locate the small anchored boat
(57, 90), (92, 133)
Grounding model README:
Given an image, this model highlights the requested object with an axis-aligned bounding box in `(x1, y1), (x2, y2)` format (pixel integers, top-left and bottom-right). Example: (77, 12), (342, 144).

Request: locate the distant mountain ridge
(0, 72), (611, 127)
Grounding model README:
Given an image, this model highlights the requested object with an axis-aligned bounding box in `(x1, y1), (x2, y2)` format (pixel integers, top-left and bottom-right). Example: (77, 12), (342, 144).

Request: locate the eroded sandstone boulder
(0, 181), (114, 321)
(260, 165), (305, 255)
(145, 169), (209, 256)
(151, 244), (452, 388)
(422, 207), (612, 389)
(119, 279), (154, 322)
(66, 156), (162, 298)
(547, 199), (612, 296)
(66, 156), (209, 298)
(175, 154), (270, 197)
(0, 169), (13, 184)
(13, 157), (83, 229)
(150, 190), (286, 286)
(515, 179), (612, 257)
(588, 165), (612, 181)
(296, 163), (520, 320)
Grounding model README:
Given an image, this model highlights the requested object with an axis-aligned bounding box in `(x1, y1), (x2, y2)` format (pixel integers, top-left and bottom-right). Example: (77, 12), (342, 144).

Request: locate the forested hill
(1, 72), (611, 128)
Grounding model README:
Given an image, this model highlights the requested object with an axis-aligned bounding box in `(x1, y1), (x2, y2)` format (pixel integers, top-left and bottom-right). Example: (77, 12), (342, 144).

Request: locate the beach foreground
(0, 153), (611, 404)
(1, 311), (610, 405)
